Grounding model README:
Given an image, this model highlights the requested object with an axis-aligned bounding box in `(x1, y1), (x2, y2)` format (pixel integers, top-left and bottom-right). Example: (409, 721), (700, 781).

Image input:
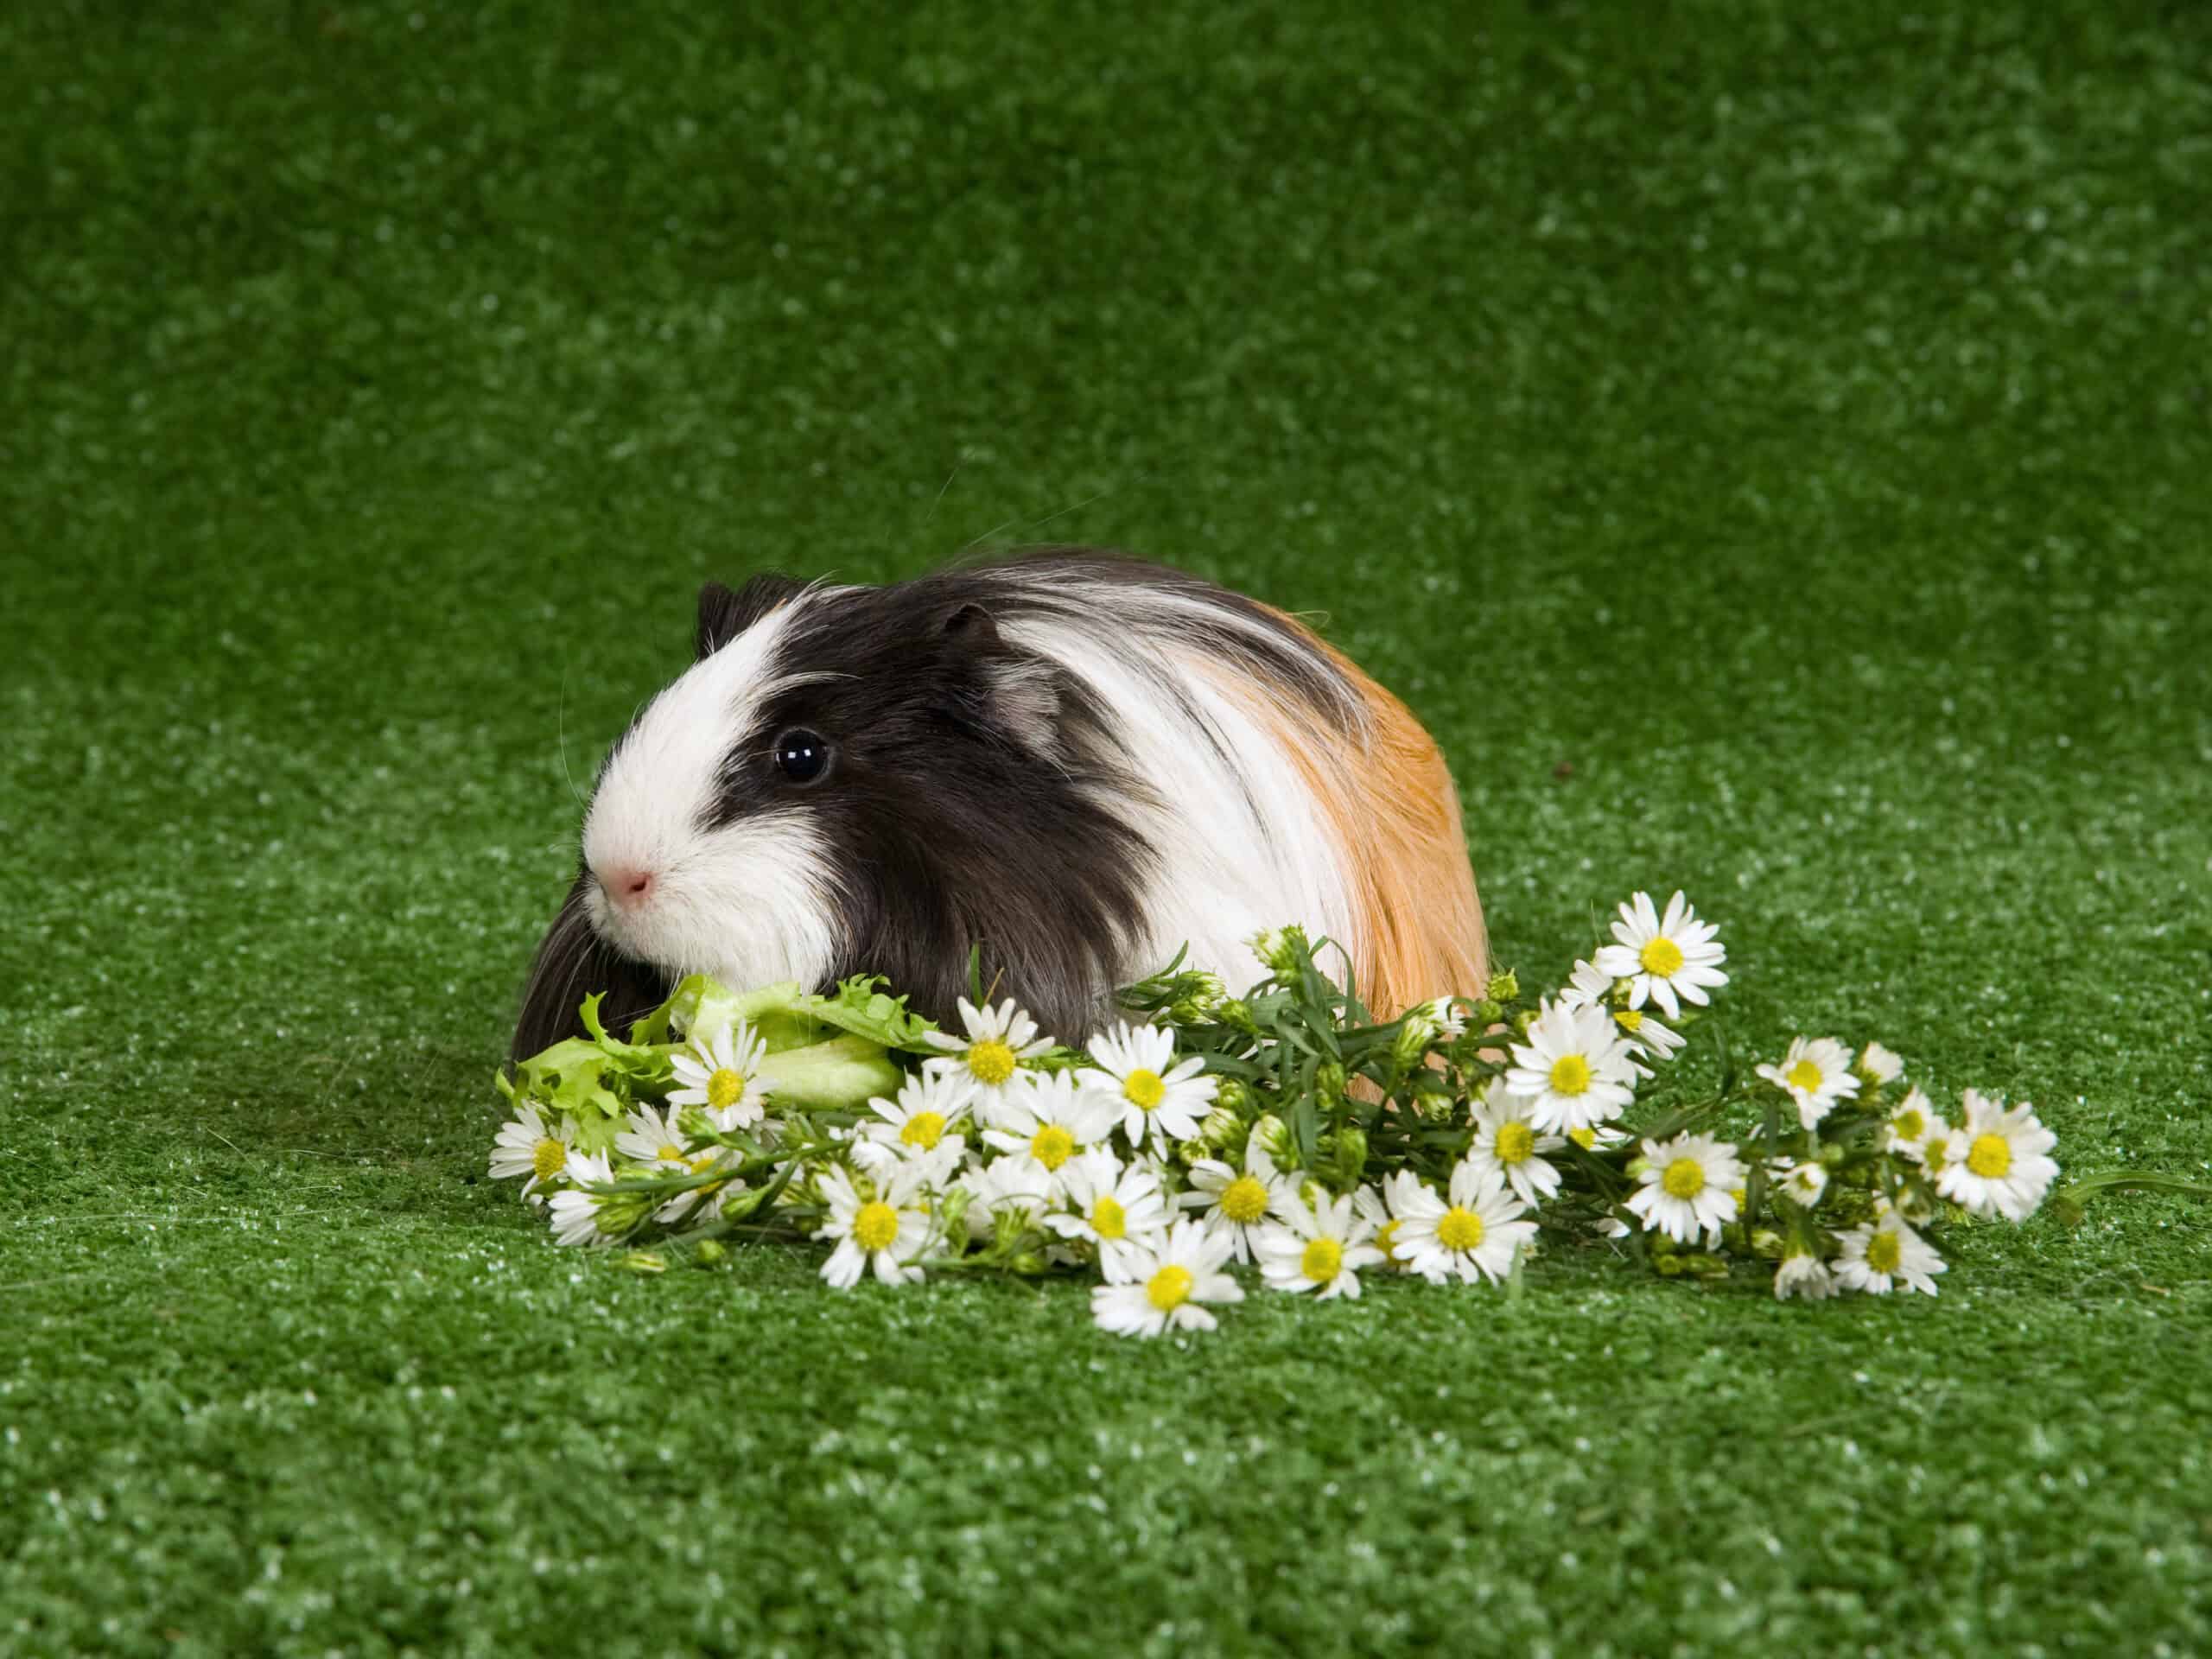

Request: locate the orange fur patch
(1222, 612), (1489, 1015)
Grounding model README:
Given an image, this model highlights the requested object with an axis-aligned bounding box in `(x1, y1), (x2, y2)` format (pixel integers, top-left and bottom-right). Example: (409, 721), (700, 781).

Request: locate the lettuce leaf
(793, 975), (943, 1054)
(755, 1032), (905, 1109)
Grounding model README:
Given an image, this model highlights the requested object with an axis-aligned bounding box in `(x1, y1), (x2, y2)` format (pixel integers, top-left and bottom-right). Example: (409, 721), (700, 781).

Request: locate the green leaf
(793, 975), (944, 1054)
(660, 975), (819, 1052)
(2050, 1170), (2212, 1226)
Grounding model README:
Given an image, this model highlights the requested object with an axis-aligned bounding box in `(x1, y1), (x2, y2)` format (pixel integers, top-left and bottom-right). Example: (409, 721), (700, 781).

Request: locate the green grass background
(5, 2), (2210, 1654)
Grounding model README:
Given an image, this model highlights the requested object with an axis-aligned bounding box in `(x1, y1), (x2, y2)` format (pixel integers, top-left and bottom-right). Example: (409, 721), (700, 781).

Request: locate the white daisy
(1080, 1020), (1217, 1151)
(1776, 1160), (1829, 1210)
(547, 1151), (620, 1247)
(1467, 1080), (1566, 1208)
(652, 1149), (747, 1226)
(978, 1068), (1116, 1189)
(1179, 1137), (1285, 1263)
(1558, 957), (1618, 1013)
(815, 1161), (938, 1289)
(1564, 1122), (1631, 1154)
(920, 996), (1054, 1118)
(1090, 1218), (1243, 1338)
(857, 1069), (976, 1165)
(1624, 1133), (1745, 1244)
(1426, 996), (1469, 1041)
(1591, 890), (1728, 1020)
(1859, 1041), (1904, 1087)
(1352, 1173), (1425, 1274)
(1389, 1160), (1538, 1286)
(1933, 1090), (2059, 1222)
(1253, 1188), (1386, 1300)
(1834, 1213), (1945, 1295)
(489, 1102), (575, 1203)
(667, 1020), (772, 1131)
(614, 1103), (691, 1169)
(1046, 1149), (1170, 1282)
(1774, 1250), (1839, 1301)
(1612, 1006), (1686, 1077)
(1504, 999), (1637, 1135)
(1755, 1036), (1862, 1131)
(962, 1154), (1055, 1242)
(1884, 1087), (1944, 1164)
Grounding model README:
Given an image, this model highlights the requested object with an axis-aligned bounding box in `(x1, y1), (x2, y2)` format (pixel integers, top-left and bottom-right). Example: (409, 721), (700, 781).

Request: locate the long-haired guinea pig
(512, 548), (1487, 1057)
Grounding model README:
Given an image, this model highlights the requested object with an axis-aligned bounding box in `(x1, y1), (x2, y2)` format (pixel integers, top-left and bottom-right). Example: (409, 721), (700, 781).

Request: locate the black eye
(773, 728), (830, 785)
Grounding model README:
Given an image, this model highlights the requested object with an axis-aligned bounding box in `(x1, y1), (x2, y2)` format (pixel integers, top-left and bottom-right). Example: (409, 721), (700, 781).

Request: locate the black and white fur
(513, 550), (1401, 1057)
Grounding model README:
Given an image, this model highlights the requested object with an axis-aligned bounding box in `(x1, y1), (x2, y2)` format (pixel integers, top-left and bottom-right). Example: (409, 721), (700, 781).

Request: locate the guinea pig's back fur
(514, 549), (1485, 1056)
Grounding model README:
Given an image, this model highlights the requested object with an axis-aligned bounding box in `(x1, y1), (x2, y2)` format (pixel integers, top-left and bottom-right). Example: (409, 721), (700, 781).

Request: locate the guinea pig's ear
(939, 600), (1060, 752)
(696, 572), (804, 659)
(940, 601), (999, 645)
(982, 659), (1061, 754)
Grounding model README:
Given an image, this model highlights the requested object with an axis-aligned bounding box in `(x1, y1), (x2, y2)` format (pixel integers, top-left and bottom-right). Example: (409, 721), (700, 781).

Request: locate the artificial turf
(4, 1), (2210, 1653)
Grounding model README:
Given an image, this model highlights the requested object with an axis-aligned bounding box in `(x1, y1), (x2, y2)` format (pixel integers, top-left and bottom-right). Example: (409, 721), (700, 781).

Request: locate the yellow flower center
(531, 1139), (568, 1180)
(656, 1145), (684, 1162)
(687, 1154), (726, 1197)
(1030, 1124), (1076, 1170)
(1866, 1230), (1904, 1274)
(1785, 1058), (1825, 1096)
(1122, 1068), (1167, 1110)
(1494, 1122), (1535, 1166)
(1435, 1206), (1485, 1252)
(1614, 1009), (1643, 1033)
(1548, 1054), (1592, 1097)
(899, 1111), (947, 1150)
(852, 1201), (900, 1253)
(1967, 1133), (2012, 1179)
(1567, 1127), (1596, 1150)
(1891, 1107), (1926, 1141)
(1640, 937), (1686, 977)
(707, 1068), (745, 1110)
(965, 1039), (1017, 1085)
(1220, 1175), (1271, 1224)
(1146, 1264), (1193, 1312)
(1300, 1236), (1344, 1282)
(1374, 1217), (1403, 1262)
(1662, 1158), (1707, 1198)
(1091, 1194), (1128, 1241)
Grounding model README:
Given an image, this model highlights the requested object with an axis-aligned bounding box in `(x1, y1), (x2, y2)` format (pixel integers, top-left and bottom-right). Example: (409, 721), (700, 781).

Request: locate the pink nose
(597, 864), (656, 909)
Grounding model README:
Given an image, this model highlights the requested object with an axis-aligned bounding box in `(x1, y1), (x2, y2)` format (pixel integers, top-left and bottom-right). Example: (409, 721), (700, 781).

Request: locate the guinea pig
(512, 548), (1486, 1058)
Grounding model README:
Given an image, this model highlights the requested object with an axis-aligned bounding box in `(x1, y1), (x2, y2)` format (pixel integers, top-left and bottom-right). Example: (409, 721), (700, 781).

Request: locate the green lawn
(5, 2), (2210, 1653)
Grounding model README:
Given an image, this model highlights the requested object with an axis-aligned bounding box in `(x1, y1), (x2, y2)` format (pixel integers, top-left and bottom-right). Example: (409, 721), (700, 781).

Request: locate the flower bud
(1249, 925), (1310, 976)
(1217, 999), (1257, 1035)
(1183, 971), (1227, 1012)
(1009, 1252), (1048, 1275)
(1750, 1228), (1784, 1260)
(934, 1185), (972, 1243)
(1391, 1014), (1439, 1070)
(1329, 1125), (1370, 1185)
(1197, 1103), (1247, 1154)
(617, 1249), (667, 1274)
(694, 1239), (729, 1266)
(1211, 1078), (1249, 1116)
(1485, 969), (1520, 1004)
(1314, 1061), (1347, 1104)
(1510, 1008), (1536, 1039)
(1253, 1113), (1295, 1165)
(596, 1192), (654, 1237)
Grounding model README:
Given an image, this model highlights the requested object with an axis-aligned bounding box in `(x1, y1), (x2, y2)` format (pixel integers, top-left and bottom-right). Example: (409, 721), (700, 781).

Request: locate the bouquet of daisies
(488, 891), (2077, 1335)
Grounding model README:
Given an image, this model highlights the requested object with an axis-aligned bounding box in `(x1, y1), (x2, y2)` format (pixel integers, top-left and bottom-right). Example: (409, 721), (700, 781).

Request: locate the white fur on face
(580, 598), (845, 990)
